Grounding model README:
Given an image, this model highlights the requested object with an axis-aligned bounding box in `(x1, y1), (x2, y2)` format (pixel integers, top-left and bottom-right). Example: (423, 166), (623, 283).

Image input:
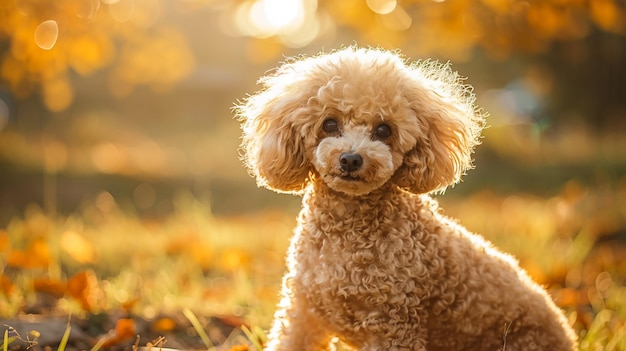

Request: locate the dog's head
(236, 47), (485, 196)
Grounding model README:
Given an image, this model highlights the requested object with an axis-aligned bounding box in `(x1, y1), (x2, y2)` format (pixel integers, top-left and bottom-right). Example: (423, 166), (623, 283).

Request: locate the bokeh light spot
(42, 76), (74, 112)
(75, 0), (101, 19)
(235, 0), (308, 39)
(92, 142), (127, 174)
(61, 231), (96, 263)
(109, 0), (135, 22)
(379, 5), (412, 31)
(131, 0), (161, 28)
(367, 0), (396, 15)
(34, 20), (59, 50)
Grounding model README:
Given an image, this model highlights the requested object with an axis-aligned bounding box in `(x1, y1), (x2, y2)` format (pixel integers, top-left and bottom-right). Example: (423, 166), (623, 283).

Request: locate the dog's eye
(374, 124), (392, 139)
(322, 118), (339, 134)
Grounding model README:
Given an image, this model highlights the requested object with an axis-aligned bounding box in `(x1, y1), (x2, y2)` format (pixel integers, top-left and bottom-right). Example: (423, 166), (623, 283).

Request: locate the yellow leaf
(0, 230), (9, 252)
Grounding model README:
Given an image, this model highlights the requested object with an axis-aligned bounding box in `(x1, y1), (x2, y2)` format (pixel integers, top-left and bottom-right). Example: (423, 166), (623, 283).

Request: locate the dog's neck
(302, 180), (422, 219)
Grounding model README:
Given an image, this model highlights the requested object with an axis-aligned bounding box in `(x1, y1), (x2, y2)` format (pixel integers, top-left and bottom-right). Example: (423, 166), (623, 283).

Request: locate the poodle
(236, 47), (577, 351)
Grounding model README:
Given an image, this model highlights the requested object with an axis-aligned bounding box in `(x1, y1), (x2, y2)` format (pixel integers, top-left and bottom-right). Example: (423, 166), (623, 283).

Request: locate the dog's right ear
(235, 69), (311, 194)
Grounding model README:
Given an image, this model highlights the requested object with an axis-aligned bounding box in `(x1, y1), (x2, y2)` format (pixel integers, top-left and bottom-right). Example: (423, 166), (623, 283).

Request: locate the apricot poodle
(236, 47), (577, 351)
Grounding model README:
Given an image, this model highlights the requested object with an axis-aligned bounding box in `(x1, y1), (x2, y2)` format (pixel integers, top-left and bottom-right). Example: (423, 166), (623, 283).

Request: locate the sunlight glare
(263, 0), (304, 31)
(236, 0), (307, 38)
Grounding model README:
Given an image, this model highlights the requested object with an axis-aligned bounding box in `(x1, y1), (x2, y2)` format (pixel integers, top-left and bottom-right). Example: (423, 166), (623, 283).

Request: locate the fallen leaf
(216, 248), (251, 273)
(554, 287), (582, 308)
(33, 278), (67, 298)
(115, 318), (136, 340)
(190, 241), (214, 271)
(67, 270), (99, 311)
(0, 230), (9, 252)
(6, 238), (52, 269)
(121, 297), (140, 312)
(151, 318), (176, 332)
(0, 274), (15, 297)
(100, 318), (136, 348)
(227, 344), (249, 351)
(215, 315), (247, 329)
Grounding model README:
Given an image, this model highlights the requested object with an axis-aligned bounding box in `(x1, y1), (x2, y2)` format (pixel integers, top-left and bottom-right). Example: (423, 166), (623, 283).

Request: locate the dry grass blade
(240, 325), (264, 351)
(89, 334), (106, 351)
(182, 308), (215, 351)
(1, 327), (25, 351)
(57, 324), (71, 351)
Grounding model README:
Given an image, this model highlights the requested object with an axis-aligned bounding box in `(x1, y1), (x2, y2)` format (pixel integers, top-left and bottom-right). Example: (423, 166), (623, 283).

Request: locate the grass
(183, 307), (216, 350)
(1, 179), (625, 350)
(3, 330), (9, 351)
(57, 323), (71, 351)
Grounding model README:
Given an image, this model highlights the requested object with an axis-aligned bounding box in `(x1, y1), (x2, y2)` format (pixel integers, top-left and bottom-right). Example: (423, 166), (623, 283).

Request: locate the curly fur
(236, 47), (578, 351)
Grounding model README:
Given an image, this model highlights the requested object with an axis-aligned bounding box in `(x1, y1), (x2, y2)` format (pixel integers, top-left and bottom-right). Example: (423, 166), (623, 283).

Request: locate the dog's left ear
(235, 69), (311, 194)
(393, 61), (485, 194)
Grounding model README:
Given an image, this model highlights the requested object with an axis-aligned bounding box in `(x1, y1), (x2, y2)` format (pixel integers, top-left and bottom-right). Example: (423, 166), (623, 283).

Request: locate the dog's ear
(236, 69), (311, 194)
(393, 61), (484, 194)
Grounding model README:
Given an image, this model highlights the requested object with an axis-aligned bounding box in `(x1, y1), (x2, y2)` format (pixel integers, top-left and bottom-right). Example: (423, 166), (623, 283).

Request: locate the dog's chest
(295, 218), (430, 333)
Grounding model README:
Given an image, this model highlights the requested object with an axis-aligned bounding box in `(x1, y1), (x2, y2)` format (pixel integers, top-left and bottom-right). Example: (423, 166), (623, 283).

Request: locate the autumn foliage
(0, 180), (625, 349)
(1, 0), (625, 111)
(0, 0), (194, 111)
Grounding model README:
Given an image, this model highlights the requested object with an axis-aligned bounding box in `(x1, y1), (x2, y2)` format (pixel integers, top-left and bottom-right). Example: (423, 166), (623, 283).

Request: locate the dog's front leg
(265, 275), (333, 351)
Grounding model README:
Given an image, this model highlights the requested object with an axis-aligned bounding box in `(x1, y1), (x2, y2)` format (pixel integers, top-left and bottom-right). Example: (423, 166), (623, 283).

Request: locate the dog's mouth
(323, 171), (365, 184)
(339, 173), (362, 182)
(321, 168), (387, 196)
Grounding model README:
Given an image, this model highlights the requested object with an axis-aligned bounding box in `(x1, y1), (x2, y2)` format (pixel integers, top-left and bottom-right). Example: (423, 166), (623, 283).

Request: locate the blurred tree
(316, 0), (626, 127)
(0, 0), (194, 112)
(228, 0), (626, 127)
(1, 0), (625, 125)
(225, 0), (625, 59)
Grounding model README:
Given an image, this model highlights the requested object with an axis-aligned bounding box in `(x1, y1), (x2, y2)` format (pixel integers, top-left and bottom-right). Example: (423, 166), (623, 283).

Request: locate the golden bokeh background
(1, 0), (624, 217)
(1, 1), (626, 348)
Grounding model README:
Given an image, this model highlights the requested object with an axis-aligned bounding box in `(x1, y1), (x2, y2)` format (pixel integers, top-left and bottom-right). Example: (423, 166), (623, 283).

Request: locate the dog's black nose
(339, 152), (363, 172)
